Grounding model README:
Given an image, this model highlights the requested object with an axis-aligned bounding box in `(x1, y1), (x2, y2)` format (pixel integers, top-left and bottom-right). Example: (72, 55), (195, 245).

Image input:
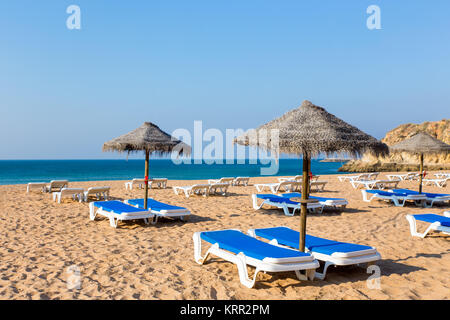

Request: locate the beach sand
(0, 172), (448, 300)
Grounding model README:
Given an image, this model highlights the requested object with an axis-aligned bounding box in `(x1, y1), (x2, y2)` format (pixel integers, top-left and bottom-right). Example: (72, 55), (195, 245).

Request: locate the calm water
(0, 159), (349, 185)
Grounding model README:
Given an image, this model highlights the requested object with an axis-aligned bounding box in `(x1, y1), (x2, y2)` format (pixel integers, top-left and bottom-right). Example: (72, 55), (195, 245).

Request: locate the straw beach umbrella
(390, 132), (450, 193)
(235, 100), (388, 252)
(103, 122), (190, 209)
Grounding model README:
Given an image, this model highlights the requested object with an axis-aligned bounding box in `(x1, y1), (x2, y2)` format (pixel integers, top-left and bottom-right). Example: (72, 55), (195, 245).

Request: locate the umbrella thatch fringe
(234, 100), (388, 157)
(389, 131), (450, 154)
(103, 122), (191, 155)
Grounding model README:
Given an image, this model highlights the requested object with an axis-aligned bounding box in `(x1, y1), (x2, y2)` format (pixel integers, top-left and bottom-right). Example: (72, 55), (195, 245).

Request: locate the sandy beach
(0, 172), (448, 300)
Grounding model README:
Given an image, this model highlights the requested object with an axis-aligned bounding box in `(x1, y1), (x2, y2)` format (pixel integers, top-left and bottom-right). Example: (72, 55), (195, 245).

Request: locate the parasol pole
(144, 149), (150, 209)
(418, 152), (424, 193)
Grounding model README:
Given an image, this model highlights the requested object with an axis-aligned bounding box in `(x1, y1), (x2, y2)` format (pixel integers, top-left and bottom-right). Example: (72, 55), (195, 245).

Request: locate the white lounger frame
(173, 184), (210, 198)
(193, 230), (318, 288)
(82, 186), (110, 202)
(208, 177), (235, 185)
(45, 180), (69, 193)
(252, 194), (324, 215)
(254, 181), (302, 193)
(233, 177), (250, 186)
(405, 214), (450, 238)
(89, 202), (154, 228)
(53, 188), (84, 203)
(423, 177), (449, 188)
(248, 228), (381, 280)
(351, 180), (400, 190)
(361, 190), (426, 207)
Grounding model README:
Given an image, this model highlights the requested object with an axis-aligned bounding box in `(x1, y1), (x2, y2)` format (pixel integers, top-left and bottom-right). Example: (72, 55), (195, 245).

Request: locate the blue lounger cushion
(253, 227), (373, 257)
(412, 214), (450, 227)
(393, 189), (449, 198)
(200, 230), (311, 261)
(127, 198), (187, 212)
(256, 194), (298, 205)
(92, 200), (146, 213)
(281, 192), (345, 201)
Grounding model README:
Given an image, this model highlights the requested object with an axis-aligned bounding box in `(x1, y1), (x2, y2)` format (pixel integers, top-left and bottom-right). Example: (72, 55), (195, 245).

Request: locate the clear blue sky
(1, 1), (449, 159)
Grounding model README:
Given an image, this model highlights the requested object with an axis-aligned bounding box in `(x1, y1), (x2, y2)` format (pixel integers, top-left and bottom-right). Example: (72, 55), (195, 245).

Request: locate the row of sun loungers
(194, 212), (450, 288)
(338, 172), (379, 182)
(27, 180), (69, 193)
(124, 178), (168, 190)
(53, 186), (110, 203)
(254, 180), (327, 193)
(362, 189), (450, 207)
(252, 193), (348, 216)
(194, 226), (381, 287)
(208, 176), (250, 186)
(350, 179), (400, 190)
(90, 198), (191, 228)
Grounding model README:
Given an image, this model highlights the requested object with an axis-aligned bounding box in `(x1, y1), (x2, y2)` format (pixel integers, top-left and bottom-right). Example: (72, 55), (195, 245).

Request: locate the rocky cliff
(339, 119), (450, 172)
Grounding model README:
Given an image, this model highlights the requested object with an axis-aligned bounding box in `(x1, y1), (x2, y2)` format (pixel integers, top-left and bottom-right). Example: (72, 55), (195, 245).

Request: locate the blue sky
(1, 1), (449, 159)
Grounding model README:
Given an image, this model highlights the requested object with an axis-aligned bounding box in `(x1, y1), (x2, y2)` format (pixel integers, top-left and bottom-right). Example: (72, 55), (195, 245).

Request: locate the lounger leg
(314, 261), (334, 280)
(251, 194), (265, 210)
(406, 215), (436, 238)
(109, 215), (118, 228)
(151, 215), (158, 225)
(193, 232), (211, 264)
(295, 269), (315, 281)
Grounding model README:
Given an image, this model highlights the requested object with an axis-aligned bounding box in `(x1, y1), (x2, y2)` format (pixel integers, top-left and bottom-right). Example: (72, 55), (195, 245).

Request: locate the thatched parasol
(235, 100), (388, 252)
(390, 132), (450, 193)
(103, 122), (190, 209)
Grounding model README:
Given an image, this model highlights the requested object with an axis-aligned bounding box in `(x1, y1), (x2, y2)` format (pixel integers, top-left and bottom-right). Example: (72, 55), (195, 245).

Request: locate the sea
(0, 159), (350, 185)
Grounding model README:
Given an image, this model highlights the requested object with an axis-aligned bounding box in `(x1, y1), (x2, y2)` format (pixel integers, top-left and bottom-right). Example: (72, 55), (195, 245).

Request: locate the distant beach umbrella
(103, 122), (190, 209)
(235, 100), (388, 252)
(390, 132), (450, 193)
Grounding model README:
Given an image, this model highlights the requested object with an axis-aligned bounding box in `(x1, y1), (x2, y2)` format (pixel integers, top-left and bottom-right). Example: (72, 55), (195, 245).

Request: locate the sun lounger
(149, 178), (168, 189)
(277, 175), (302, 183)
(423, 177), (449, 188)
(254, 181), (302, 193)
(207, 177), (235, 185)
(193, 229), (319, 288)
(389, 189), (450, 208)
(125, 198), (190, 223)
(173, 184), (210, 198)
(52, 188), (84, 203)
(278, 175), (320, 183)
(248, 226), (381, 280)
(361, 189), (426, 207)
(124, 178), (146, 190)
(310, 180), (327, 192)
(405, 214), (450, 238)
(125, 178), (168, 190)
(27, 182), (47, 193)
(208, 183), (230, 196)
(351, 179), (400, 190)
(337, 173), (370, 182)
(252, 194), (324, 215)
(232, 177), (250, 186)
(281, 192), (348, 210)
(44, 180), (69, 193)
(434, 172), (450, 179)
(89, 200), (154, 228)
(82, 186), (110, 202)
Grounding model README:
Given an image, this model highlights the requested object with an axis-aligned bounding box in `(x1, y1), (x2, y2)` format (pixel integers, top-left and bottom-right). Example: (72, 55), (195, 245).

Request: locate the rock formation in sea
(339, 119), (450, 172)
